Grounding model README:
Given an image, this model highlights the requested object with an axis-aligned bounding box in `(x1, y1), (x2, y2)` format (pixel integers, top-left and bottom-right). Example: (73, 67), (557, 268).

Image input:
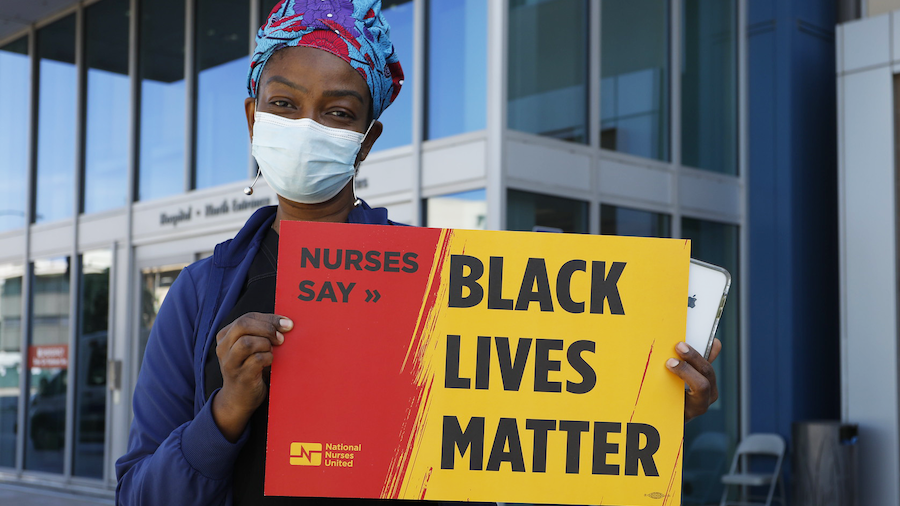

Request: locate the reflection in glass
(680, 218), (739, 505)
(26, 258), (70, 474)
(681, 0), (737, 175)
(600, 205), (671, 238)
(426, 0), (486, 140)
(139, 0), (186, 201)
(600, 0), (669, 160)
(0, 264), (24, 468)
(374, 0), (414, 151)
(139, 264), (187, 369)
(509, 0), (588, 143)
(74, 251), (110, 479)
(424, 189), (486, 230)
(507, 189), (588, 233)
(84, 0), (131, 214)
(35, 16), (77, 224)
(195, 0), (250, 189)
(0, 39), (29, 232)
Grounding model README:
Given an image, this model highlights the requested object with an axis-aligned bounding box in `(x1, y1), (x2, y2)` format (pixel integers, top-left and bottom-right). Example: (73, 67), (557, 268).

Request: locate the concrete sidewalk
(0, 482), (114, 505)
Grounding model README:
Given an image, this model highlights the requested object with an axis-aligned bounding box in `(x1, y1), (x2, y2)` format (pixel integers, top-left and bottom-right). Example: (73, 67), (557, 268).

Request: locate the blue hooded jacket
(116, 203), (392, 505)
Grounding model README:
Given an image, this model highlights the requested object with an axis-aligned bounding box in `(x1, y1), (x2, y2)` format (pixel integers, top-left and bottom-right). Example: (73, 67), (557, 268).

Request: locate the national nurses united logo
(290, 442), (322, 466)
(290, 442), (362, 467)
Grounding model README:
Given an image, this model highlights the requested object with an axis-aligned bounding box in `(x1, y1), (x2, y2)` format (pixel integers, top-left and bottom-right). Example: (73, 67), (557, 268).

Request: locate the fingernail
(667, 358), (679, 368)
(279, 318), (293, 330)
(676, 342), (690, 354)
(276, 331), (285, 344)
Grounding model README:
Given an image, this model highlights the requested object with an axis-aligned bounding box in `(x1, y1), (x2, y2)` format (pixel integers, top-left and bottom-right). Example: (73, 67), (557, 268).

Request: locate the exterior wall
(837, 12), (900, 506)
(747, 0), (841, 471)
(868, 0), (900, 16)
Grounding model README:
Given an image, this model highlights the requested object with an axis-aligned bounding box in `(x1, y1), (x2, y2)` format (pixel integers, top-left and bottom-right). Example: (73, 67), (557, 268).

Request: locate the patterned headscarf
(249, 0), (404, 120)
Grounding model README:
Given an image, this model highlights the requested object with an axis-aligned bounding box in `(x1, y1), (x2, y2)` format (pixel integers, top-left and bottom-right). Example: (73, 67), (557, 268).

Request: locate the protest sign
(266, 221), (690, 505)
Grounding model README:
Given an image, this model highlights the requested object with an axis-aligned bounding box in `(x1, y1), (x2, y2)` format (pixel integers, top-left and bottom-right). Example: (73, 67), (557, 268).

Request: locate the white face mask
(251, 111), (371, 204)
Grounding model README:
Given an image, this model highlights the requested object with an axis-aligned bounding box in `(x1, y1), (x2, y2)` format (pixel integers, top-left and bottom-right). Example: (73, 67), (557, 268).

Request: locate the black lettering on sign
(444, 335), (471, 389)
(525, 419), (556, 473)
(384, 251), (401, 272)
(560, 420), (590, 474)
(475, 336), (491, 390)
(402, 252), (418, 273)
(486, 418), (526, 472)
(298, 280), (315, 301)
(316, 282), (337, 302)
(557, 259), (587, 313)
(592, 422), (621, 475)
(301, 248), (320, 268)
(534, 339), (564, 393)
(625, 423), (660, 477)
(345, 250), (363, 270)
(439, 417), (661, 475)
(566, 340), (597, 394)
(515, 258), (554, 312)
(487, 257), (513, 310)
(449, 255), (484, 308)
(590, 261), (626, 315)
(441, 416), (484, 471)
(364, 251), (382, 271)
(495, 337), (532, 391)
(323, 249), (342, 269)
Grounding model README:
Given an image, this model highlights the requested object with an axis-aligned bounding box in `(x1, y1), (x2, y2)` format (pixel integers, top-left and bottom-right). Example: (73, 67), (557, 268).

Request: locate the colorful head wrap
(249, 0), (404, 120)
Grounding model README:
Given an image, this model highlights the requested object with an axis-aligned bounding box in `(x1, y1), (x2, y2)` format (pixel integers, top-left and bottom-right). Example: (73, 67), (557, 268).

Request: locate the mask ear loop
(353, 120), (376, 207)
(244, 97), (262, 196)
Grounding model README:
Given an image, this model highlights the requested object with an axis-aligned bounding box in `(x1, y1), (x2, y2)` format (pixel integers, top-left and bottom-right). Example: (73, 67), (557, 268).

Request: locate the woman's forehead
(262, 46), (370, 99)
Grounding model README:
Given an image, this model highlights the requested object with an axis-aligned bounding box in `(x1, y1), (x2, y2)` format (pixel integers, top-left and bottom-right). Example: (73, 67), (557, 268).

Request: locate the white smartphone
(685, 258), (731, 359)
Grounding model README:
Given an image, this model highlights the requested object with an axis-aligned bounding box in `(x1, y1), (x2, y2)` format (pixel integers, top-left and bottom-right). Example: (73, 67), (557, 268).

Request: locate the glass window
(0, 264), (24, 469)
(509, 0), (588, 143)
(0, 38), (30, 232)
(424, 189), (487, 229)
(680, 217), (739, 505)
(139, 0), (186, 201)
(374, 0), (414, 151)
(600, 204), (671, 238)
(194, 0), (250, 190)
(26, 257), (70, 473)
(507, 189), (588, 233)
(35, 15), (77, 224)
(74, 251), (110, 479)
(426, 0), (486, 140)
(681, 0), (737, 175)
(260, 0), (281, 20)
(600, 0), (669, 161)
(139, 264), (187, 369)
(84, 0), (131, 214)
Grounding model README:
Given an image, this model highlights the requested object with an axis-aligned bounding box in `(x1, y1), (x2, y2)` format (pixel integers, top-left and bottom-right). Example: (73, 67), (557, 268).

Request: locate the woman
(115, 1), (720, 504)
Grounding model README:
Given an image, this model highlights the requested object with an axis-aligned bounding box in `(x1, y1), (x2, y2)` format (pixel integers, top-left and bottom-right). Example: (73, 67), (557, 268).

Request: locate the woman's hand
(666, 338), (722, 422)
(211, 313), (293, 442)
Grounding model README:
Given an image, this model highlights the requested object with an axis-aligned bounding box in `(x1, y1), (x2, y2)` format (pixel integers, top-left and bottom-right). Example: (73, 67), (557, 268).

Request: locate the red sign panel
(28, 345), (68, 368)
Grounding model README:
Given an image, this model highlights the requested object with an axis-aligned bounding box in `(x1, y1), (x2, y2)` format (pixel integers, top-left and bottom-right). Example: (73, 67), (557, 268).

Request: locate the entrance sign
(266, 221), (690, 505)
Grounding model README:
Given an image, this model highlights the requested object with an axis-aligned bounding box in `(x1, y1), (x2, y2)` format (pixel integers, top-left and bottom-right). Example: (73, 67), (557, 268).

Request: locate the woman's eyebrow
(266, 75), (308, 93)
(322, 89), (364, 104)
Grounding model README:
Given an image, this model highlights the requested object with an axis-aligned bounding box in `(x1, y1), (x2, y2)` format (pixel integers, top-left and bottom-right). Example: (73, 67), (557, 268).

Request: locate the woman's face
(244, 45), (381, 159)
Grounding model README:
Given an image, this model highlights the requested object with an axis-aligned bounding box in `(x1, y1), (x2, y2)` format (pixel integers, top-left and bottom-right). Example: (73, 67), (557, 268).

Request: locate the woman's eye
(270, 100), (291, 108)
(328, 110), (351, 118)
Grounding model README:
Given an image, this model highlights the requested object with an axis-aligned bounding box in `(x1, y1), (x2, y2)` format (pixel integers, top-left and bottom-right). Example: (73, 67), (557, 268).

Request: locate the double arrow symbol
(364, 289), (381, 303)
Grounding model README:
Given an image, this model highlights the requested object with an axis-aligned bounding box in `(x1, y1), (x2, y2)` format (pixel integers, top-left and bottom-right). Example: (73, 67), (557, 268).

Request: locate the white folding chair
(719, 433), (787, 506)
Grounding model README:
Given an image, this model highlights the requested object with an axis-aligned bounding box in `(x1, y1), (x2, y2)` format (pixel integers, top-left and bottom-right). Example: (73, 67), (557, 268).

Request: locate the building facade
(0, 0), (843, 503)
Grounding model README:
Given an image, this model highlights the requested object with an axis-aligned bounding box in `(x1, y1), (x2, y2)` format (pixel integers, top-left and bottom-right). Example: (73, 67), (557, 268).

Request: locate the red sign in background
(28, 345), (68, 368)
